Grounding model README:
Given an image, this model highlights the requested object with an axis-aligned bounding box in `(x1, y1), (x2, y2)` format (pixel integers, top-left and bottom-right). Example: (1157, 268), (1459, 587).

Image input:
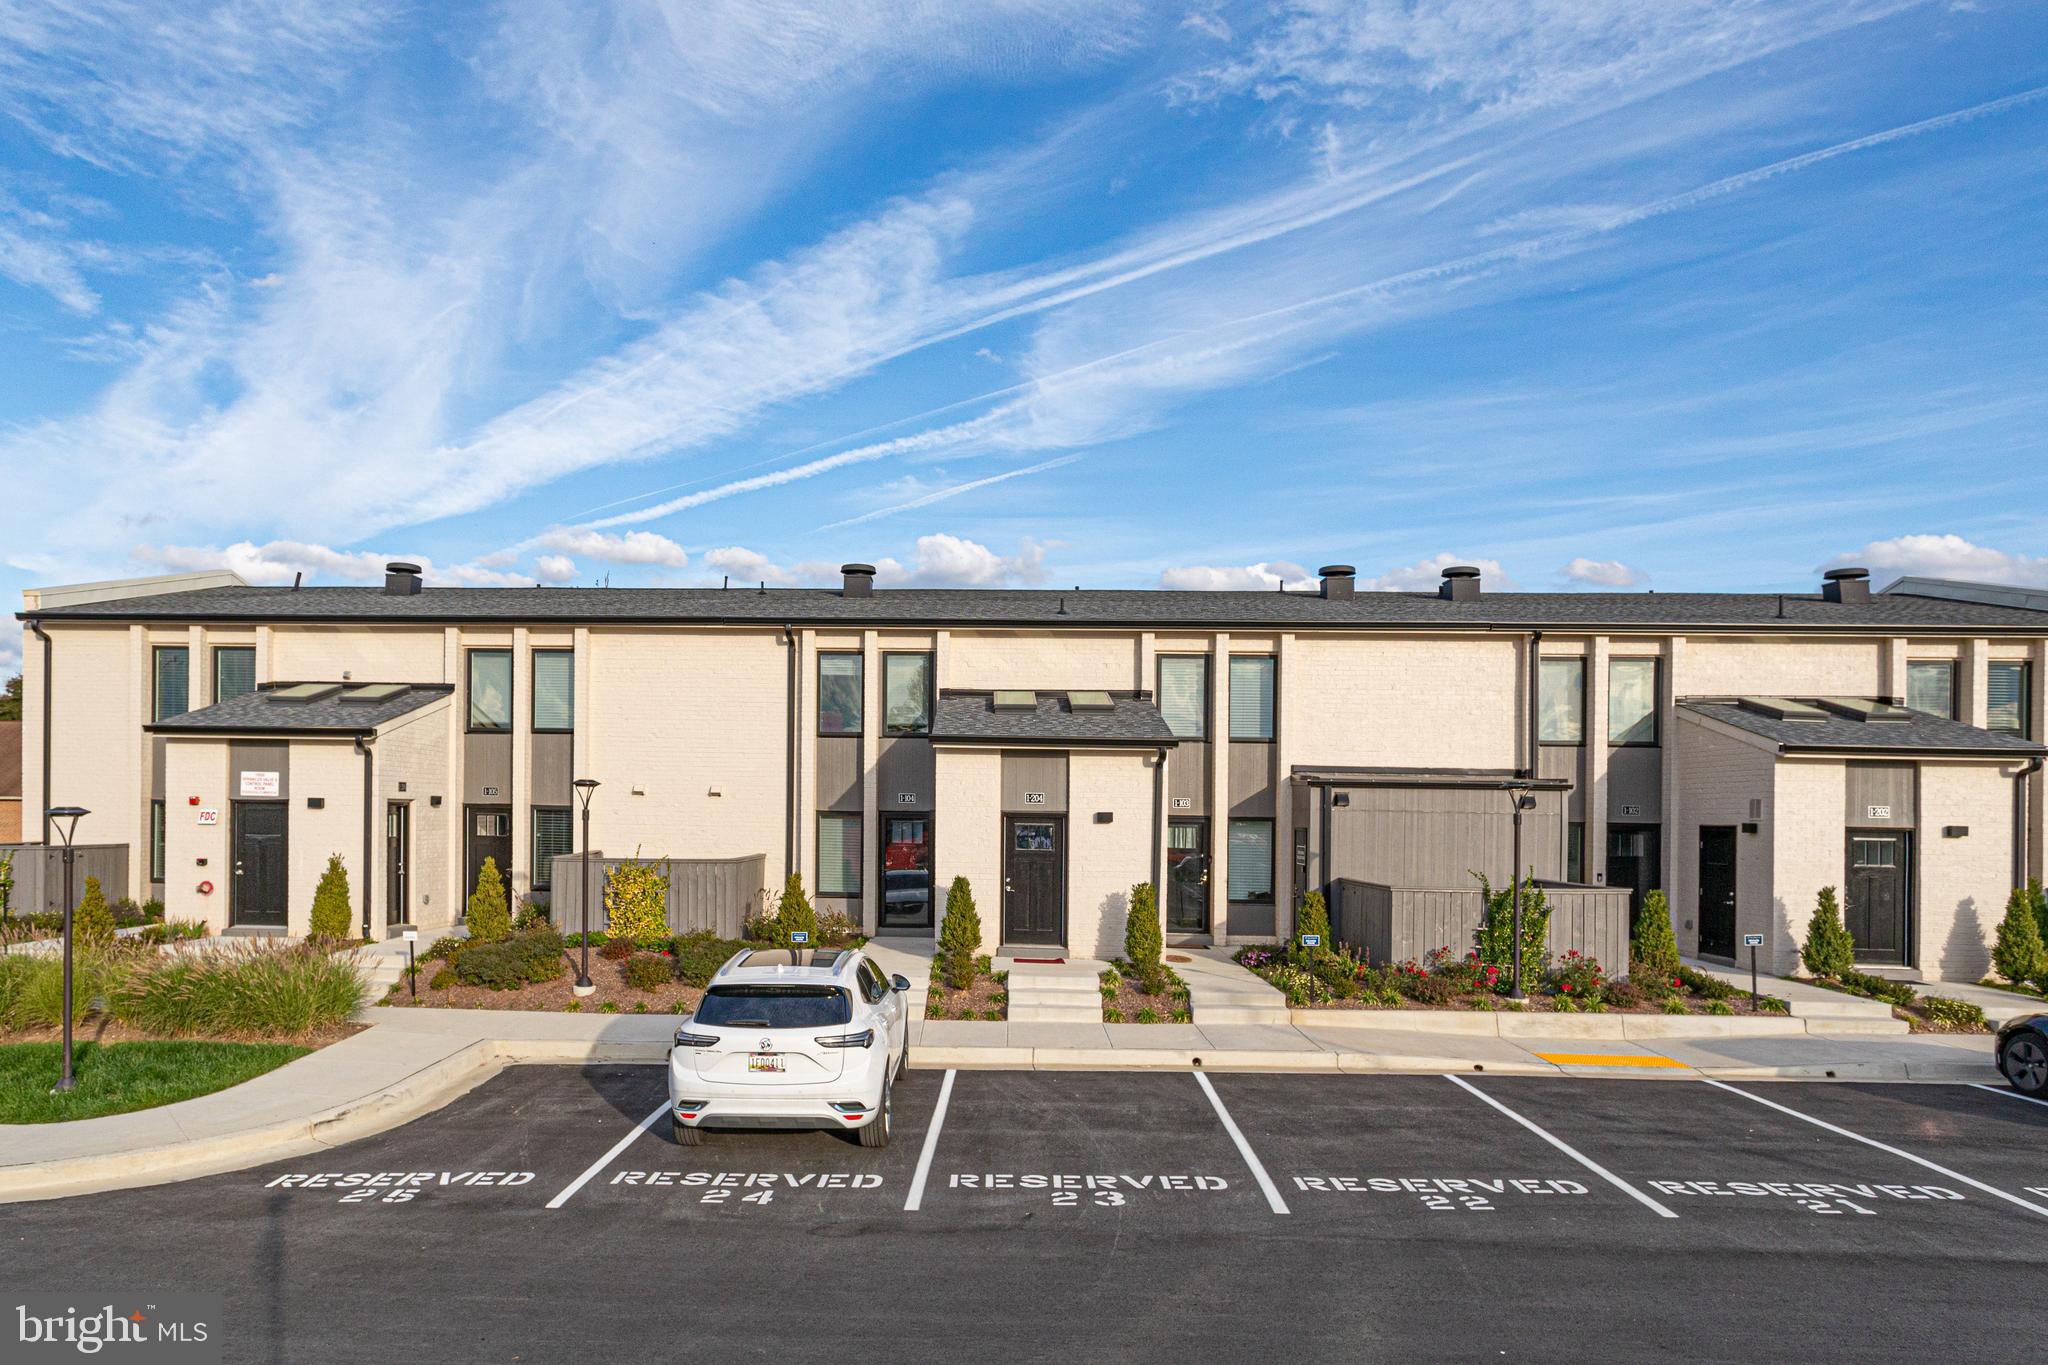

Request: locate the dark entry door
(386, 802), (410, 926)
(1605, 824), (1662, 923)
(1166, 818), (1209, 934)
(1697, 826), (1737, 957)
(1845, 833), (1909, 965)
(466, 806), (512, 909)
(1003, 815), (1064, 946)
(880, 816), (934, 930)
(232, 801), (289, 927)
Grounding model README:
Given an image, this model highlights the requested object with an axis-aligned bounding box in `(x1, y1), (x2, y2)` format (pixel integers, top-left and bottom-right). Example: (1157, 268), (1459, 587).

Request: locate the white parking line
(1702, 1078), (2048, 1220)
(1971, 1082), (2048, 1111)
(1193, 1072), (1289, 1214)
(903, 1069), (956, 1212)
(545, 1101), (671, 1210)
(1444, 1075), (1678, 1219)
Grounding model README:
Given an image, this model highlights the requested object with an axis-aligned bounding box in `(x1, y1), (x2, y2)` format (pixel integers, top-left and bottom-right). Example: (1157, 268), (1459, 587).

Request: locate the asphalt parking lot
(3, 1068), (2044, 1363)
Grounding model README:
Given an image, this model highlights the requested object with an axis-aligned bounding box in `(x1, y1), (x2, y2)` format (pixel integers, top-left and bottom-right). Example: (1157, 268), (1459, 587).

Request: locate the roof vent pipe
(1318, 564), (1356, 600)
(1822, 566), (1870, 604)
(840, 563), (876, 598)
(383, 562), (423, 596)
(1439, 565), (1482, 602)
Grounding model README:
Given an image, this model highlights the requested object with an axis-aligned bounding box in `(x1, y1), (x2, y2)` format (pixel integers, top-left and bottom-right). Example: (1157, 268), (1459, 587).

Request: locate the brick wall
(1064, 751), (1158, 959)
(1287, 634), (1521, 768)
(933, 748), (1003, 948)
(946, 632), (1140, 691)
(1916, 762), (2016, 982)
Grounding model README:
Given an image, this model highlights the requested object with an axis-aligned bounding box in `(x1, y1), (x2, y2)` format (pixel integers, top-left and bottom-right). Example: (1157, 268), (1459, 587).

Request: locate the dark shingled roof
(930, 690), (1177, 747)
(23, 583), (2048, 633)
(145, 684), (453, 736)
(1679, 699), (2046, 756)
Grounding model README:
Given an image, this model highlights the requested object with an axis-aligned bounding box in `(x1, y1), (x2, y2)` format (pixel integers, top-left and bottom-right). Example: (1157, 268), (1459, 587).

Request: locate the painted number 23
(1052, 1190), (1126, 1207)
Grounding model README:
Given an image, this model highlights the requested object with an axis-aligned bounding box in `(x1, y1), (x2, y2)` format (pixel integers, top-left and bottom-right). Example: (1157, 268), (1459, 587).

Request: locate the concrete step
(1194, 1004), (1291, 1025)
(1017, 979), (1106, 997)
(1789, 997), (1898, 1019)
(1803, 1018), (1911, 1037)
(1008, 1004), (1104, 1023)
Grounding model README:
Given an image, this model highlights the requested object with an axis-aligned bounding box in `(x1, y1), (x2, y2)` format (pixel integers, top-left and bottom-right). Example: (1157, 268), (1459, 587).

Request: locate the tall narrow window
(1537, 658), (1584, 743)
(213, 646), (256, 704)
(1906, 660), (1956, 719)
(1989, 661), (2032, 738)
(882, 654), (932, 736)
(1608, 658), (1659, 745)
(1158, 656), (1207, 738)
(1227, 656), (1275, 740)
(150, 800), (166, 882)
(531, 807), (573, 891)
(1566, 822), (1585, 883)
(152, 646), (189, 721)
(818, 813), (862, 895)
(1226, 819), (1274, 902)
(818, 654), (862, 735)
(467, 650), (512, 731)
(532, 651), (574, 732)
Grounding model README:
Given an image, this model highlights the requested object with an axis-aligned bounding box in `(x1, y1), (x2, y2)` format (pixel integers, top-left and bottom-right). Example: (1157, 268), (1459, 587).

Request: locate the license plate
(748, 1053), (785, 1073)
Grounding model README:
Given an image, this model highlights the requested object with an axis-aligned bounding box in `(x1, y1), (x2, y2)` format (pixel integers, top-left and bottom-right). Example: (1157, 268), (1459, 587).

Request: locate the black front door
(386, 802), (410, 927)
(1606, 823), (1662, 923)
(1167, 818), (1209, 934)
(465, 806), (512, 909)
(232, 800), (289, 927)
(1697, 826), (1737, 957)
(1846, 833), (1909, 965)
(1003, 816), (1064, 946)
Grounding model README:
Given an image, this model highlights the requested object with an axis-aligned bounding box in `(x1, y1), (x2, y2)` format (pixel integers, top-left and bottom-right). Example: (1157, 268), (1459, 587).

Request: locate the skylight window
(993, 690), (1037, 711)
(1067, 690), (1113, 711)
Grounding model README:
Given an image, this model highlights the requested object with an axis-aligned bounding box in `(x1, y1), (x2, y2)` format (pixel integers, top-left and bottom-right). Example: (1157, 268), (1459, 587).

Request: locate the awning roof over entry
(1680, 697), (2046, 757)
(145, 682), (454, 737)
(1291, 767), (1571, 790)
(930, 690), (1177, 747)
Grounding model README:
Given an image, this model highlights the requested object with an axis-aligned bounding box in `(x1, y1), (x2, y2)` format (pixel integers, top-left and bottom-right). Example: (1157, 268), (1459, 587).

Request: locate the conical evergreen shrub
(1991, 885), (2048, 988)
(466, 857), (511, 943)
(1799, 886), (1855, 979)
(771, 873), (817, 947)
(1125, 882), (1163, 993)
(1630, 888), (1681, 984)
(310, 854), (353, 940)
(938, 876), (981, 990)
(72, 874), (114, 945)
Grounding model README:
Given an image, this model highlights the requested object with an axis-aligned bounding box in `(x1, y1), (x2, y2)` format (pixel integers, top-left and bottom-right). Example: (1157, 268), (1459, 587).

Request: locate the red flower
(1562, 983), (1573, 992)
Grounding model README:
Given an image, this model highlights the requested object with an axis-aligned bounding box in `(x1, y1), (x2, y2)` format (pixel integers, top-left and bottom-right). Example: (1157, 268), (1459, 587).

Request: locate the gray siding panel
(150, 736), (167, 801)
(1, 844), (132, 916)
(877, 738), (934, 812)
(1538, 745), (1583, 818)
(528, 732), (572, 807)
(816, 736), (863, 812)
(1227, 741), (1274, 817)
(1607, 746), (1663, 822)
(1167, 740), (1209, 816)
(1001, 751), (1067, 813)
(1324, 786), (1564, 888)
(230, 741), (290, 801)
(548, 853), (768, 938)
(463, 733), (510, 803)
(1332, 878), (1630, 975)
(1226, 901), (1276, 937)
(1845, 762), (1915, 827)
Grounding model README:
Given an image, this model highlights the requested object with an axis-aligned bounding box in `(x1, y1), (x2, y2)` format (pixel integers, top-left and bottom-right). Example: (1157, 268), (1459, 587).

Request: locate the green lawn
(0, 1041), (312, 1124)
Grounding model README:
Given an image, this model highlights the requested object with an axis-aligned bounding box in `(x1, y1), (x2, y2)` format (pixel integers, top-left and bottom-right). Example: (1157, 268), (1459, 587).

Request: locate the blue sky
(3, 1), (2047, 673)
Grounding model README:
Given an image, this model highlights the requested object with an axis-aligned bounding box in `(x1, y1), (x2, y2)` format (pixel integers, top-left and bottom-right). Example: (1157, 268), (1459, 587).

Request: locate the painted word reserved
(610, 1171), (884, 1189)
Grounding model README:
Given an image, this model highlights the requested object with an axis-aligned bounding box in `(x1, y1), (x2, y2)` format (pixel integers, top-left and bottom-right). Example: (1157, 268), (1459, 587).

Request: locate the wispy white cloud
(534, 529), (689, 568)
(1829, 534), (2048, 588)
(1561, 557), (1644, 588)
(818, 456), (1078, 530)
(1359, 553), (1513, 592)
(703, 533), (1050, 589)
(133, 539), (532, 587)
(1159, 561), (1317, 591)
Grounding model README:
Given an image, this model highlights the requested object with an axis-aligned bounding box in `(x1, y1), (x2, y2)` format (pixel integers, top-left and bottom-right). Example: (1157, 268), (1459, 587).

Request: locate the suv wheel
(672, 1116), (702, 1146)
(858, 1077), (893, 1149)
(2004, 1033), (2048, 1097)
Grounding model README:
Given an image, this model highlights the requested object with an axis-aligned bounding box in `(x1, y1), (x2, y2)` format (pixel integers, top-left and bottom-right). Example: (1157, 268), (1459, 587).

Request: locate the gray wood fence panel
(547, 853), (767, 939)
(1330, 878), (1632, 977)
(1, 844), (132, 916)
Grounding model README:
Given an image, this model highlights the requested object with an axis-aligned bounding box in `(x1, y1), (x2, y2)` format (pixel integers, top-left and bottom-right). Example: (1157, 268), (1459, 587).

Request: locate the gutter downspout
(1524, 630), (1542, 780)
(29, 621), (50, 845)
(783, 626), (798, 882)
(1151, 746), (1166, 893)
(355, 735), (375, 940)
(2017, 757), (2043, 891)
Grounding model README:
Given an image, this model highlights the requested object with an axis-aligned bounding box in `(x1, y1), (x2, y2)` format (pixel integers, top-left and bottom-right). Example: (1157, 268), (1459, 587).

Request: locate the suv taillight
(817, 1030), (874, 1049)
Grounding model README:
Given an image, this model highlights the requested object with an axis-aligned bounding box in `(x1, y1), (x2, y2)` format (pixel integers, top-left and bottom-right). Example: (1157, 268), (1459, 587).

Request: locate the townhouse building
(13, 561), (2047, 981)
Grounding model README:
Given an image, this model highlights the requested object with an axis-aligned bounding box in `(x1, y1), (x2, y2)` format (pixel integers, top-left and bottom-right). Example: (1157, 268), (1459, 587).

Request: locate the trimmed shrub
(310, 854), (353, 940)
(815, 910), (860, 946)
(2030, 878), (2048, 948)
(1800, 886), (1856, 980)
(1678, 964), (1735, 1001)
(422, 936), (465, 962)
(605, 856), (671, 944)
(1546, 949), (1606, 1003)
(514, 898), (550, 933)
(598, 938), (634, 961)
(1921, 995), (1986, 1029)
(466, 858), (511, 944)
(453, 929), (565, 991)
(672, 931), (749, 987)
(1837, 967), (1917, 1008)
(1296, 889), (1332, 950)
(71, 875), (115, 946)
(1125, 882), (1164, 994)
(938, 876), (981, 991)
(1991, 886), (2048, 987)
(1473, 873), (1550, 989)
(1630, 889), (1681, 983)
(770, 873), (817, 948)
(623, 953), (672, 991)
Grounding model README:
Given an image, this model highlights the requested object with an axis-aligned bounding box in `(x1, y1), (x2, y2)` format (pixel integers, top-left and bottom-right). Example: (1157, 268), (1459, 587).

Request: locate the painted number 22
(1419, 1194), (1494, 1212)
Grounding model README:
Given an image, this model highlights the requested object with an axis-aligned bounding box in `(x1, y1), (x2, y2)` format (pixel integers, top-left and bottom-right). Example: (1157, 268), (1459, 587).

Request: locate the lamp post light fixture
(46, 806), (89, 1094)
(572, 779), (600, 996)
(1506, 788), (1537, 1001)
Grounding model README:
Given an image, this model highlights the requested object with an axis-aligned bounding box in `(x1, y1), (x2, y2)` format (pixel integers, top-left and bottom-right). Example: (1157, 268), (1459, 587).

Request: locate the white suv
(668, 946), (912, 1148)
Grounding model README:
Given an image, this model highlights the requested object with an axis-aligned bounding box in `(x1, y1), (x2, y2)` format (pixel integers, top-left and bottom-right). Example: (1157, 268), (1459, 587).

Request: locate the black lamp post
(47, 805), (89, 1094)
(572, 779), (599, 995)
(1507, 788), (1535, 1001)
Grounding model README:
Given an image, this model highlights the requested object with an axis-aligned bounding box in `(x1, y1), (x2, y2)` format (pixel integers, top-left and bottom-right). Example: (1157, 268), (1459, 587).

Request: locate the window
(1537, 658), (1584, 743)
(467, 650), (512, 731)
(1608, 658), (1659, 745)
(1989, 661), (2032, 738)
(881, 816), (933, 928)
(1228, 656), (1275, 740)
(150, 800), (166, 882)
(882, 653), (932, 736)
(1566, 822), (1585, 884)
(818, 654), (862, 735)
(1158, 656), (1207, 738)
(532, 650), (574, 732)
(695, 985), (852, 1029)
(213, 646), (256, 704)
(1906, 660), (1956, 719)
(152, 646), (189, 721)
(531, 807), (574, 891)
(1226, 819), (1274, 902)
(817, 813), (862, 895)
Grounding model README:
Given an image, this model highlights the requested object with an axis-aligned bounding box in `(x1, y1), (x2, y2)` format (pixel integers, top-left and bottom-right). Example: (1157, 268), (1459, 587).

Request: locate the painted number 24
(700, 1190), (776, 1205)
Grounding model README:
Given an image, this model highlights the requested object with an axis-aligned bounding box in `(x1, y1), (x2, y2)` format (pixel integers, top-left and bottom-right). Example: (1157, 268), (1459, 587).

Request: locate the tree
(0, 673), (20, 722)
(1473, 873), (1550, 988)
(72, 874), (115, 945)
(938, 876), (981, 990)
(466, 857), (512, 943)
(2030, 878), (2048, 950)
(1296, 889), (1332, 953)
(1125, 882), (1163, 994)
(771, 872), (817, 948)
(1991, 885), (2048, 988)
(310, 854), (353, 940)
(1630, 888), (1681, 985)
(1800, 885), (1855, 979)
(602, 855), (669, 945)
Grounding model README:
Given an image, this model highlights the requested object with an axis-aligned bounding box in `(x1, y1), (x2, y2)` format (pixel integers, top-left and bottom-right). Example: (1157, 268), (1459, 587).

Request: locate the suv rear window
(695, 986), (853, 1030)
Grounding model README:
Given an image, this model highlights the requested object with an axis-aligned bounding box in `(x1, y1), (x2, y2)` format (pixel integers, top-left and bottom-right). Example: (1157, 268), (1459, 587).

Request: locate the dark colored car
(1995, 1013), (2048, 1097)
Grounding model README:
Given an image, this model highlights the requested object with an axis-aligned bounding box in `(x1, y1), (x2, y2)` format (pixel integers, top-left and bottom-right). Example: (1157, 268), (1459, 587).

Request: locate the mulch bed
(1295, 990), (1787, 1016)
(1102, 965), (1190, 1023)
(379, 951), (705, 1015)
(925, 971), (1006, 1021)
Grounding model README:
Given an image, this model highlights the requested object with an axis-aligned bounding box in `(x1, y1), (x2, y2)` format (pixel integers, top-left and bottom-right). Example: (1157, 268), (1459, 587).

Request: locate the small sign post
(403, 928), (419, 998)
(1299, 931), (1321, 965)
(1742, 932), (1764, 1007)
(791, 931), (810, 950)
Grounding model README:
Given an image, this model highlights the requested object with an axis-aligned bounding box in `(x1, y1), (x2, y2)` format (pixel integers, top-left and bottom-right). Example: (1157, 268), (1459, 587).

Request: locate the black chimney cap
(1441, 565), (1481, 579)
(1317, 564), (1355, 577)
(385, 561), (422, 575)
(840, 563), (876, 576)
(1823, 567), (1869, 581)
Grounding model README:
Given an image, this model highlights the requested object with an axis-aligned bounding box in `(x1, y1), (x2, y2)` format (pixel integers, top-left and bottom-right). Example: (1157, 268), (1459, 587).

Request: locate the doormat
(1012, 956), (1066, 964)
(1164, 954), (1193, 963)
